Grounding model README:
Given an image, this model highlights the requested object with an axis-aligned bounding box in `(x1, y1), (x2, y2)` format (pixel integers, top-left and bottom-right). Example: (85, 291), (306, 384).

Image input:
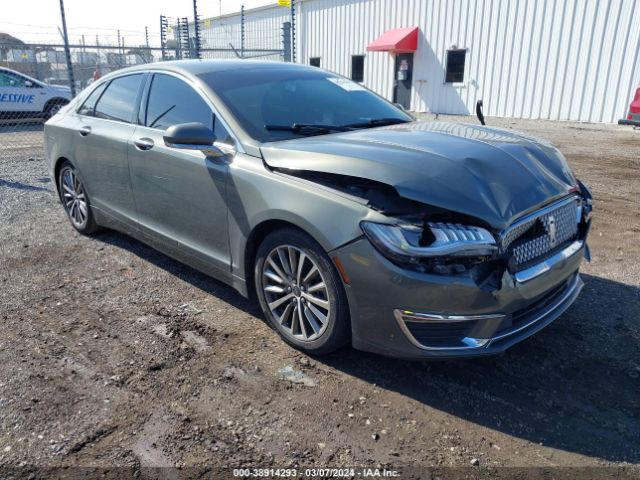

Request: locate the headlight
(361, 221), (498, 268)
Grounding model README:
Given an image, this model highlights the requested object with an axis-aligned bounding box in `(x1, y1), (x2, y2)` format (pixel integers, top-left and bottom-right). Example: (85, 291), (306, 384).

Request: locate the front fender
(226, 154), (377, 281)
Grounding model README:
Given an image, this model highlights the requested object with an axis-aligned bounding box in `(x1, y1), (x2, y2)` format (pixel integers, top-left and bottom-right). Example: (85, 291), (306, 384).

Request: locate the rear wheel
(44, 99), (68, 120)
(254, 228), (350, 355)
(58, 161), (100, 235)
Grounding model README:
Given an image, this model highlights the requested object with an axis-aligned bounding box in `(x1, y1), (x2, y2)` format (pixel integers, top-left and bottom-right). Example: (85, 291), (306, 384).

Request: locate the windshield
(198, 66), (412, 142)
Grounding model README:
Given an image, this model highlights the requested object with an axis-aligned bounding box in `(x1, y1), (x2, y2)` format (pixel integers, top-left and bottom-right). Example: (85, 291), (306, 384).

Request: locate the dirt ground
(0, 115), (639, 479)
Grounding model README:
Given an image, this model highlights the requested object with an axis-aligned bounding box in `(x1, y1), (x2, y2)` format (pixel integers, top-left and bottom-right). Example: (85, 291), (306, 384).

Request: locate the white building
(198, 0), (640, 123)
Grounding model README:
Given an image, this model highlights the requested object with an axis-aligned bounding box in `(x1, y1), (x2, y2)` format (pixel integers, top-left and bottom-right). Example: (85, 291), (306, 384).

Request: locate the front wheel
(58, 161), (100, 235)
(254, 228), (350, 355)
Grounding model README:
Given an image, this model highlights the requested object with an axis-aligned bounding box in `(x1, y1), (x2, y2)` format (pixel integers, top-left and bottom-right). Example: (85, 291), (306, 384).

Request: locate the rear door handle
(78, 126), (91, 136)
(134, 138), (154, 151)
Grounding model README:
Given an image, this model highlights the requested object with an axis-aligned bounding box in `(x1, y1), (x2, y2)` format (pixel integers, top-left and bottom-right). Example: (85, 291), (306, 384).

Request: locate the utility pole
(95, 35), (100, 71)
(145, 26), (150, 48)
(58, 0), (76, 96)
(117, 29), (122, 54)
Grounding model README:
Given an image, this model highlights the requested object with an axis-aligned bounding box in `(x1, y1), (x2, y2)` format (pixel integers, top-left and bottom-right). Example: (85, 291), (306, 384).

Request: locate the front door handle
(134, 138), (154, 151)
(78, 126), (91, 137)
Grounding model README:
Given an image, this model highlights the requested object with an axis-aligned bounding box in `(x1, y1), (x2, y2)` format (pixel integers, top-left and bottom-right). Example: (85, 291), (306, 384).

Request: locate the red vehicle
(619, 85), (640, 127)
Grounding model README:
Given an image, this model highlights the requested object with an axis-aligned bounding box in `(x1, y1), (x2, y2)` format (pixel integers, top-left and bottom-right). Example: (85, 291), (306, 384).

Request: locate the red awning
(367, 27), (419, 53)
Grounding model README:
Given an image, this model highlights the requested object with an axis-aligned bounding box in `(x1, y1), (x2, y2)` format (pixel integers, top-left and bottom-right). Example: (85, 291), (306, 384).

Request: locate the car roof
(0, 66), (43, 84)
(108, 59), (317, 78)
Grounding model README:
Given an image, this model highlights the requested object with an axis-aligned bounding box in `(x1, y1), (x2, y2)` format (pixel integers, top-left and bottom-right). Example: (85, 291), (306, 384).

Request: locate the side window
(145, 74), (233, 145)
(77, 83), (107, 116)
(351, 55), (365, 82)
(94, 74), (143, 123)
(213, 116), (233, 145)
(0, 72), (25, 87)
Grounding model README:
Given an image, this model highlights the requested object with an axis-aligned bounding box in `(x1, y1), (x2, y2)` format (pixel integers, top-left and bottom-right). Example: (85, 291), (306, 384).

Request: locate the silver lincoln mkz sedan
(45, 60), (592, 359)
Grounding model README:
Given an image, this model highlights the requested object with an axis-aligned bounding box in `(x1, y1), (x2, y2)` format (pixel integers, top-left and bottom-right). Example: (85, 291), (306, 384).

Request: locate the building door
(393, 53), (413, 110)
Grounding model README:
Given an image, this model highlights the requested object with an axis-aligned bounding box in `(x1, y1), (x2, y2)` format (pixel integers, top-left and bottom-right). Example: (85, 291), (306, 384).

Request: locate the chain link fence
(1, 3), (293, 163)
(1, 41), (163, 161)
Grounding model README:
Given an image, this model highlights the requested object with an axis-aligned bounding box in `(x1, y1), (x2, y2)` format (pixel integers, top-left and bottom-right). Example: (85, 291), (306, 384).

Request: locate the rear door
(73, 73), (145, 227)
(128, 72), (233, 274)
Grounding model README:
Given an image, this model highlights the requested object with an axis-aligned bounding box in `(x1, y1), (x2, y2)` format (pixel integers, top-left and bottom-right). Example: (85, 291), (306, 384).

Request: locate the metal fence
(0, 2), (293, 163)
(0, 41), (162, 162)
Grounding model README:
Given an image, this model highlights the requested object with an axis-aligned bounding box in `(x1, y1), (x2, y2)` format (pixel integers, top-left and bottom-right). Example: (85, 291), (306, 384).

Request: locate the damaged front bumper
(333, 218), (590, 360)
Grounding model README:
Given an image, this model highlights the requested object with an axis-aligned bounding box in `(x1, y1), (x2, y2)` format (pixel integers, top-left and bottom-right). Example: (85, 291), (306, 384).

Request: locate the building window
(351, 55), (365, 82)
(445, 49), (466, 83)
(310, 57), (321, 67)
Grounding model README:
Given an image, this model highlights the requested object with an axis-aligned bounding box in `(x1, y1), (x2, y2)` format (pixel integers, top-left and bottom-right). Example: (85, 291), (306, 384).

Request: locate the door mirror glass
(163, 122), (226, 157)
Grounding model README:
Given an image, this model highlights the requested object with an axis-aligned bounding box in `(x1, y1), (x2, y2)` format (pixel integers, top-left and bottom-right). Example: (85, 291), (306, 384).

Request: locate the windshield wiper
(264, 123), (351, 135)
(341, 118), (411, 129)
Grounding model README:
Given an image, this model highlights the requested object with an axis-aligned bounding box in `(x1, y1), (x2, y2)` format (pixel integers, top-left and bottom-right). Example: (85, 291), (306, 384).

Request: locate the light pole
(58, 0), (76, 96)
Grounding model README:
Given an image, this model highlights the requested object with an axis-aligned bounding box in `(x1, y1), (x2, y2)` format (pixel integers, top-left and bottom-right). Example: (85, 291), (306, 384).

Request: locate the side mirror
(394, 102), (407, 112)
(163, 122), (226, 157)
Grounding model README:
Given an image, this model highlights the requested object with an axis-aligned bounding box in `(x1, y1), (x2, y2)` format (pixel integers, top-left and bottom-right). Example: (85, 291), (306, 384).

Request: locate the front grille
(501, 197), (580, 269)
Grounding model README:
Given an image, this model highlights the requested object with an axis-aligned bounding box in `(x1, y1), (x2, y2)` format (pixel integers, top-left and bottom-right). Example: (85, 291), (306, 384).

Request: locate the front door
(128, 72), (232, 275)
(393, 53), (414, 110)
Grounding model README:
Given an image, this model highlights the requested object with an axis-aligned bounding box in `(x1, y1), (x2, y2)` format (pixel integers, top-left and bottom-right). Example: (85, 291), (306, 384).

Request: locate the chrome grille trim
(500, 196), (580, 267)
(514, 240), (583, 283)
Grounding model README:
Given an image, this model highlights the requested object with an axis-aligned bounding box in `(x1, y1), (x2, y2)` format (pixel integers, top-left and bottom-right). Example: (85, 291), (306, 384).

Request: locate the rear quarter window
(94, 74), (143, 123)
(77, 83), (107, 116)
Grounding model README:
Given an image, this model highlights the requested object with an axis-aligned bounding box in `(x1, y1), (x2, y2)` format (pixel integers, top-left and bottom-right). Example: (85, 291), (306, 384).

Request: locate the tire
(57, 161), (100, 235)
(44, 99), (68, 120)
(254, 227), (350, 355)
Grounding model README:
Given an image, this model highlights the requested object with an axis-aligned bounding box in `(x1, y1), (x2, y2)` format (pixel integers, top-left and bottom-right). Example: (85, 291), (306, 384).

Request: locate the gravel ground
(0, 116), (639, 479)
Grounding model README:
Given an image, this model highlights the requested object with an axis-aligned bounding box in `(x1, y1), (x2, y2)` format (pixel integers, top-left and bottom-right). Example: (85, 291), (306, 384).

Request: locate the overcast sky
(1, 0), (276, 45)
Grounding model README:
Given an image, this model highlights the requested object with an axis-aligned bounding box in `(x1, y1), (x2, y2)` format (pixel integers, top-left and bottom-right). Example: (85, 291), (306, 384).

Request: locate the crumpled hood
(260, 121), (578, 230)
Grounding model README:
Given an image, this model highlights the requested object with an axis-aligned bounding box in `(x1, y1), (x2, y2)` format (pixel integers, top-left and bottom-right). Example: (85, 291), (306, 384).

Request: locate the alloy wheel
(60, 167), (88, 229)
(262, 245), (331, 342)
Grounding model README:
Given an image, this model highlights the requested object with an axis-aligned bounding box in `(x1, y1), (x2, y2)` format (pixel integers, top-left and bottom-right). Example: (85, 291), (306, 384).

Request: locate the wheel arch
(53, 156), (72, 196)
(44, 97), (70, 111)
(243, 219), (312, 300)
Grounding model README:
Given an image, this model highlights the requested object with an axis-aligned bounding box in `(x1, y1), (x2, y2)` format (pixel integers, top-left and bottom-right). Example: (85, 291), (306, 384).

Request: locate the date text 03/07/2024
(232, 468), (400, 477)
